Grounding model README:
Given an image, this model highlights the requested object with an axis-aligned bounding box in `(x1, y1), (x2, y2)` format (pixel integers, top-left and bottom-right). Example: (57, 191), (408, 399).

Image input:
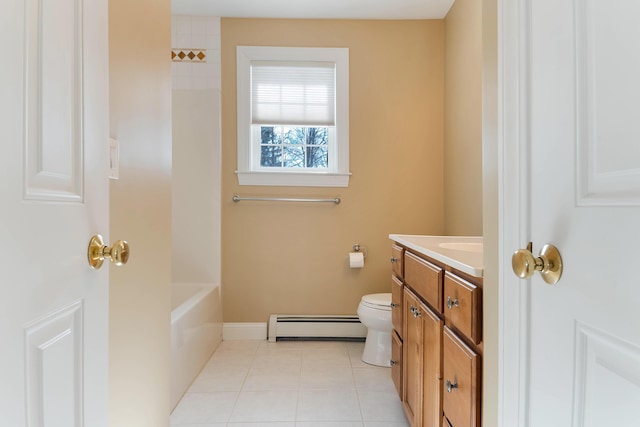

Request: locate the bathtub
(170, 283), (223, 410)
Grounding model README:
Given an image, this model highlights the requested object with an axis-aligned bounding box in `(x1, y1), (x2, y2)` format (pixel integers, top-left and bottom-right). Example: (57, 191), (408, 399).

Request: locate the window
(236, 46), (350, 187)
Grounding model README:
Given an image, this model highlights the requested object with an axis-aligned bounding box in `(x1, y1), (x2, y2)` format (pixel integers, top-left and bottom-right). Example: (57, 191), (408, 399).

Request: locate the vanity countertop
(389, 234), (483, 278)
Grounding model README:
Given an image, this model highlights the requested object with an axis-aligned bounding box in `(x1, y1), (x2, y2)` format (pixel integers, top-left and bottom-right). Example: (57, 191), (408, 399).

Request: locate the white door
(500, 0), (640, 425)
(0, 0), (110, 425)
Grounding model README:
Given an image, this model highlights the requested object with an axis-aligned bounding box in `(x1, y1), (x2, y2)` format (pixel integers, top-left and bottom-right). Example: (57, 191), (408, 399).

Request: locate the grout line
(225, 344), (258, 424)
(351, 344), (367, 425)
(294, 342), (302, 422)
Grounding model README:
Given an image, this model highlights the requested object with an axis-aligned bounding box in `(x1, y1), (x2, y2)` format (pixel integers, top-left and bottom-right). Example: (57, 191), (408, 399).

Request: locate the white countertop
(389, 234), (483, 277)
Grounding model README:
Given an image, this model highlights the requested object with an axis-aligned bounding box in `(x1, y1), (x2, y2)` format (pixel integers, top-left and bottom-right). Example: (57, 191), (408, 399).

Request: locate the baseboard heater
(268, 314), (367, 342)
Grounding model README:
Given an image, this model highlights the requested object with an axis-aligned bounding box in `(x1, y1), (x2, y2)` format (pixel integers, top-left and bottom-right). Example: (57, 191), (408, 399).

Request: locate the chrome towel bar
(232, 195), (340, 204)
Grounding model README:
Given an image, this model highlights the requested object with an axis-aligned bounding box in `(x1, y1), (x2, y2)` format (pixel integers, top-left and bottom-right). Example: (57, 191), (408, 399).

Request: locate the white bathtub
(170, 282), (223, 410)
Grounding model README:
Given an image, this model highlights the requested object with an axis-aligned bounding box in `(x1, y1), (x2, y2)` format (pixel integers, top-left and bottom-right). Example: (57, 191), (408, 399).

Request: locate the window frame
(236, 46), (350, 187)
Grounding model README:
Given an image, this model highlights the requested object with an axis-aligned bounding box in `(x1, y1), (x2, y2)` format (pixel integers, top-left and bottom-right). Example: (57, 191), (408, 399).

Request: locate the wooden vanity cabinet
(391, 273), (404, 396)
(391, 244), (404, 277)
(442, 327), (480, 427)
(392, 275), (404, 337)
(421, 295), (444, 427)
(402, 288), (443, 427)
(443, 272), (482, 345)
(390, 246), (405, 401)
(404, 251), (443, 313)
(391, 329), (403, 396)
(391, 241), (483, 427)
(402, 288), (422, 426)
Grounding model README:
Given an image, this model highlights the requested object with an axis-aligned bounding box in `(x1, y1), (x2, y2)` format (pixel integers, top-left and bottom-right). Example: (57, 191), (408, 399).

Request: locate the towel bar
(232, 195), (340, 204)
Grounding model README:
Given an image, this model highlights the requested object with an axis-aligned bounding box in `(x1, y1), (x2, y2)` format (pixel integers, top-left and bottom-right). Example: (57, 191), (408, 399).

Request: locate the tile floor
(170, 340), (410, 427)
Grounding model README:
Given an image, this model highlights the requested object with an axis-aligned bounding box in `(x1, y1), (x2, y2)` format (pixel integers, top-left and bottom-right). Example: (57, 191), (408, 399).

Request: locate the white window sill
(236, 171), (351, 187)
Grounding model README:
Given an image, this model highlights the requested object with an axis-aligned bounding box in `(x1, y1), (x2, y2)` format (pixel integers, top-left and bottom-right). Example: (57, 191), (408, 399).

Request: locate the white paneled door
(0, 0), (110, 426)
(501, 0), (640, 426)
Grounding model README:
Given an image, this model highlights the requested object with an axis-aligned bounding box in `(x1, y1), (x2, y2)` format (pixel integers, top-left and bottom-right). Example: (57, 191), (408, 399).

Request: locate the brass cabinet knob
(512, 242), (562, 285)
(88, 234), (130, 270)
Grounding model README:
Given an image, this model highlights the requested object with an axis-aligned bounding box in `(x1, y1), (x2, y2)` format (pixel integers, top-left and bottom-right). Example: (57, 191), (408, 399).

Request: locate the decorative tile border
(172, 49), (207, 63)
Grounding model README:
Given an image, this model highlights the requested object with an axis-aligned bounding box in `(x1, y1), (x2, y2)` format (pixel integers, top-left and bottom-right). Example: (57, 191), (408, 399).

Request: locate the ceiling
(171, 0), (455, 20)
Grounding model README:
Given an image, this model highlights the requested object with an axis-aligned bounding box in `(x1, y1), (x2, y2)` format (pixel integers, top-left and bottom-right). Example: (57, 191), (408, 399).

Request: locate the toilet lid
(361, 293), (392, 307)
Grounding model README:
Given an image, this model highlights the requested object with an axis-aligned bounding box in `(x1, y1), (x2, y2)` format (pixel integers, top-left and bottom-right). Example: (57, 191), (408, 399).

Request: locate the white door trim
(498, 0), (532, 425)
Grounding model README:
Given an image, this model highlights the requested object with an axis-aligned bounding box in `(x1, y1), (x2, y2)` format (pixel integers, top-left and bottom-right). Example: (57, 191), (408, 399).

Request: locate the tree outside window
(260, 126), (329, 169)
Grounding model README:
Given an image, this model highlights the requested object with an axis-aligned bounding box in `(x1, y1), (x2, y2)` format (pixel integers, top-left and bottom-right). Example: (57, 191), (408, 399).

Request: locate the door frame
(497, 0), (532, 425)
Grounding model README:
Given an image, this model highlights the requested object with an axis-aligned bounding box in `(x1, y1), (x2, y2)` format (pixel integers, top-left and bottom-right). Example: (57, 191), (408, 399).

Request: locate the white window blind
(251, 61), (336, 126)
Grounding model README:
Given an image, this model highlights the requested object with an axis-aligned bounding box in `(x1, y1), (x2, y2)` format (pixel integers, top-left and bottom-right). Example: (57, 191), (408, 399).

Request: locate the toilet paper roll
(349, 252), (365, 268)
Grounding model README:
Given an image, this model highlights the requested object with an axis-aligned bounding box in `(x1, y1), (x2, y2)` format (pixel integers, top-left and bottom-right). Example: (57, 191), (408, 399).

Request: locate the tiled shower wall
(171, 15), (222, 284)
(172, 16), (221, 90)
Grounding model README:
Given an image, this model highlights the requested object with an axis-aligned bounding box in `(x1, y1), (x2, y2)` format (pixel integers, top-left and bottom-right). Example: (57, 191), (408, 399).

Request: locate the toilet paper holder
(353, 244), (368, 258)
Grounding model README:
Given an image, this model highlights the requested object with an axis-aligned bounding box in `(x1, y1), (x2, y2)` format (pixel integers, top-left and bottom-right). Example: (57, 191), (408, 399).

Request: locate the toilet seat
(360, 293), (392, 310)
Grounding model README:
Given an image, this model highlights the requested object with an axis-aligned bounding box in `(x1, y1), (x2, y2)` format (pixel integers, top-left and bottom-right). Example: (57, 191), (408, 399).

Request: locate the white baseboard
(223, 322), (267, 341)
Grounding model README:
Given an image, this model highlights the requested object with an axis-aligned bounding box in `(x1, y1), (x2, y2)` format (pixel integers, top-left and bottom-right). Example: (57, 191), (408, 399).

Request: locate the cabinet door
(403, 288), (443, 427)
(422, 299), (443, 427)
(391, 330), (403, 398)
(443, 326), (480, 427)
(391, 275), (404, 337)
(403, 289), (423, 427)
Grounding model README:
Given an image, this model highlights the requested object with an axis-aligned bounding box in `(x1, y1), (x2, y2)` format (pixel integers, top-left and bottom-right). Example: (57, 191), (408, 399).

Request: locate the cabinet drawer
(404, 251), (443, 312)
(443, 327), (480, 427)
(444, 272), (482, 344)
(391, 244), (404, 278)
(391, 330), (403, 399)
(391, 275), (404, 337)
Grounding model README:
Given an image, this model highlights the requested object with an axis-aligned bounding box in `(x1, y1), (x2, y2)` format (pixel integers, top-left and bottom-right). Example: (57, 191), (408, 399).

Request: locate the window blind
(251, 61), (336, 126)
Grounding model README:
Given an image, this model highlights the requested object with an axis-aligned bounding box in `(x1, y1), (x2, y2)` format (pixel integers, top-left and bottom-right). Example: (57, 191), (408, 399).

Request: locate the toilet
(357, 293), (393, 367)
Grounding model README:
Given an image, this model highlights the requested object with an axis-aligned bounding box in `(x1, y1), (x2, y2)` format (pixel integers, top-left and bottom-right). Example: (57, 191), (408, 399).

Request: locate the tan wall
(444, 0), (483, 235)
(221, 19), (445, 323)
(108, 0), (172, 425)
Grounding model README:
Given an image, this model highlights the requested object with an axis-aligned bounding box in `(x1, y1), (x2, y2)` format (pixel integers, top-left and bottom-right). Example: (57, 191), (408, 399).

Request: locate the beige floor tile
(352, 367), (394, 391)
(243, 370), (301, 391)
(296, 422), (364, 427)
(171, 341), (409, 427)
(228, 423), (295, 427)
(357, 389), (407, 422)
(171, 424), (227, 427)
(229, 390), (298, 422)
(296, 389), (362, 422)
(300, 365), (356, 390)
(188, 367), (249, 392)
(170, 392), (238, 424)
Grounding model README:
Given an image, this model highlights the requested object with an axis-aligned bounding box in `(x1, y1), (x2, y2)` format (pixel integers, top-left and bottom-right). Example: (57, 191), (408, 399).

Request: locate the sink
(437, 242), (483, 253)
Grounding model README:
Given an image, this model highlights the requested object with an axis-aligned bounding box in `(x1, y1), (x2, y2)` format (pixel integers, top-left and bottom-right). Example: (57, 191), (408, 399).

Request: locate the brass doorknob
(88, 234), (130, 270)
(512, 242), (562, 285)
